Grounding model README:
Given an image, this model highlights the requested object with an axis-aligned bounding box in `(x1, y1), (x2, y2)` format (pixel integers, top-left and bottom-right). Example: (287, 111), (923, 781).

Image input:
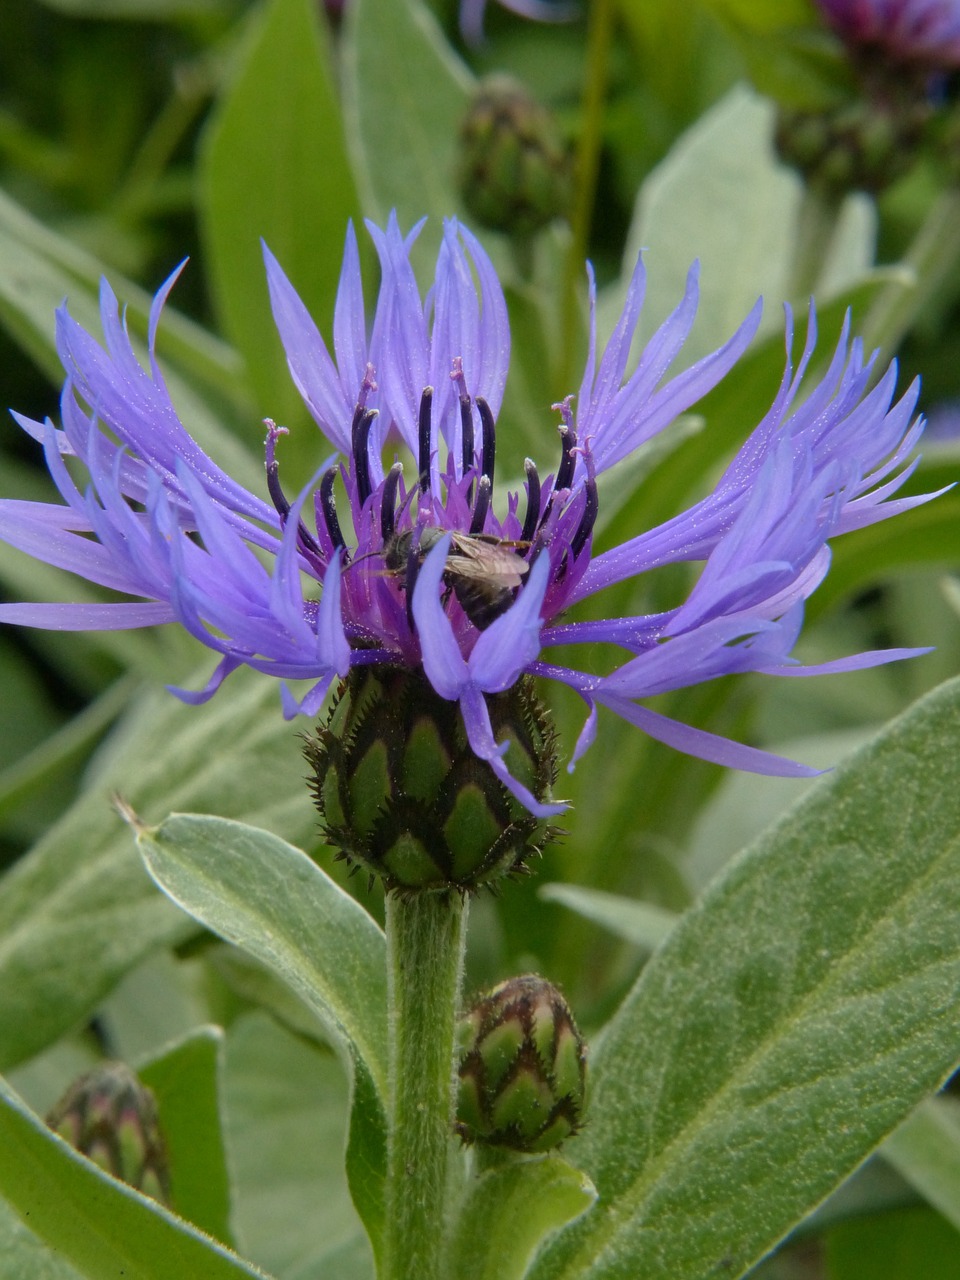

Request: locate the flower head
(0, 216), (938, 817)
(815, 0), (960, 67)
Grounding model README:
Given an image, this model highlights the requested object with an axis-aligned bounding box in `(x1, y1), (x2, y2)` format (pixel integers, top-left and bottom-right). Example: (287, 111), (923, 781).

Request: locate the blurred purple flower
(0, 216), (939, 816)
(815, 0), (960, 66)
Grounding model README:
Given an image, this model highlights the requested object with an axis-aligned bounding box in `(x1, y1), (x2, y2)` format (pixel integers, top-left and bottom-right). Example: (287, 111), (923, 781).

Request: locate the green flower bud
(456, 974), (586, 1153)
(775, 88), (931, 196)
(458, 75), (572, 237)
(46, 1062), (171, 1205)
(304, 668), (560, 894)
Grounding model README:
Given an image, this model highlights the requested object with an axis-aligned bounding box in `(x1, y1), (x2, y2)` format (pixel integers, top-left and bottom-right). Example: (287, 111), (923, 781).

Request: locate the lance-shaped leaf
(136, 813), (388, 1260)
(530, 675), (960, 1280)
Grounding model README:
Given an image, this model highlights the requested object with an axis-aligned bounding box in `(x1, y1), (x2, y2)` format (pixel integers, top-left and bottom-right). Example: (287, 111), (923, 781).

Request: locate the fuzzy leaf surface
(530, 676), (960, 1280)
(137, 813), (388, 1257)
(0, 668), (315, 1072)
(445, 1155), (596, 1280)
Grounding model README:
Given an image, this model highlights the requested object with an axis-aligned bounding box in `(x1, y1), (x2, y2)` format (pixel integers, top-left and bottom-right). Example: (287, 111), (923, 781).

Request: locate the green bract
(304, 669), (560, 892)
(457, 974), (587, 1153)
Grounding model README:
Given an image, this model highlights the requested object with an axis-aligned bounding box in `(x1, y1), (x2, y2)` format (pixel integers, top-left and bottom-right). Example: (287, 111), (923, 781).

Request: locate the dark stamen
(477, 396), (496, 489)
(570, 474), (599, 560)
(380, 462), (404, 543)
(266, 423), (324, 559)
(266, 448), (290, 524)
(470, 476), (491, 535)
(519, 459), (541, 544)
(459, 391), (475, 483)
(555, 424), (577, 495)
(404, 529), (423, 632)
(319, 467), (345, 550)
(418, 387), (434, 492)
(352, 405), (378, 507)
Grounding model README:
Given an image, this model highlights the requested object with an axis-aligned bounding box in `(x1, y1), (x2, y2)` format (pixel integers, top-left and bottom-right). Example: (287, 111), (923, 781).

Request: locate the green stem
(559, 0), (614, 395)
(383, 890), (468, 1280)
(788, 183), (846, 300)
(862, 187), (960, 362)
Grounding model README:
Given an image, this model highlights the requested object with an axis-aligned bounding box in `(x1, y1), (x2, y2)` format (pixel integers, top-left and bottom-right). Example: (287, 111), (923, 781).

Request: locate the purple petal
(597, 694), (823, 777)
(0, 601), (174, 628)
(459, 684), (567, 817)
(263, 242), (354, 452)
(412, 534), (469, 698)
(468, 553), (548, 690)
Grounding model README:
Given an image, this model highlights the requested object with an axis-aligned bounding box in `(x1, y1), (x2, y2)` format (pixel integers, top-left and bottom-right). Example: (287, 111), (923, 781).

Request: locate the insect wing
(448, 534), (530, 589)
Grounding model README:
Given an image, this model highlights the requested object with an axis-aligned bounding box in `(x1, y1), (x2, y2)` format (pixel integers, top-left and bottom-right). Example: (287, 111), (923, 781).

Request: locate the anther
(570, 474), (599, 560)
(404, 528), (424, 632)
(459, 392), (475, 485)
(470, 475), (492, 535)
(319, 467), (345, 550)
(477, 397), (496, 490)
(351, 405), (378, 507)
(418, 387), (434, 493)
(555, 424), (577, 495)
(380, 462), (404, 543)
(519, 459), (541, 544)
(265, 423), (290, 522)
(265, 422), (325, 561)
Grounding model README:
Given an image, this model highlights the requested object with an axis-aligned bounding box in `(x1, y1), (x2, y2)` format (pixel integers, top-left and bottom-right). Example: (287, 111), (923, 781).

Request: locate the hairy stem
(383, 889), (468, 1280)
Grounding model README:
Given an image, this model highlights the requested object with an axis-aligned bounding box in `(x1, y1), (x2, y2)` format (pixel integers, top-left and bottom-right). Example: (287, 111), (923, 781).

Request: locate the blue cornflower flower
(0, 216), (939, 817)
(816, 0), (960, 65)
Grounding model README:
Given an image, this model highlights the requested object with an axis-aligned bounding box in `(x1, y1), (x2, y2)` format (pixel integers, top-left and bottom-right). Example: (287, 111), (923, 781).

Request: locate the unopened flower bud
(458, 75), (572, 237)
(775, 93), (931, 195)
(46, 1063), (170, 1204)
(456, 973), (586, 1152)
(304, 668), (560, 893)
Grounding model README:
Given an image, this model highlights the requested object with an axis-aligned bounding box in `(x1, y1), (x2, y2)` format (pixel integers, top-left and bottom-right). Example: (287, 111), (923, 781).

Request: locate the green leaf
(37, 0), (225, 14)
(539, 883), (678, 953)
(208, 945), (332, 1045)
(0, 666), (316, 1072)
(0, 675), (135, 829)
(693, 0), (815, 32)
(883, 1098), (960, 1233)
(342, 0), (474, 234)
(136, 813), (387, 1097)
(224, 1011), (371, 1280)
(825, 1206), (960, 1280)
(530, 676), (960, 1280)
(136, 812), (389, 1257)
(0, 1193), (84, 1280)
(617, 84), (875, 365)
(806, 493), (960, 623)
(138, 1027), (234, 1248)
(199, 0), (361, 434)
(444, 1155), (597, 1280)
(0, 1074), (270, 1280)
(0, 186), (251, 429)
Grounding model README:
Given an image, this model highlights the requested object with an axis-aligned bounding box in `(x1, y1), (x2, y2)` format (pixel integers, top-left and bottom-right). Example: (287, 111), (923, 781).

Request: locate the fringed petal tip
(167, 657), (240, 706)
(280, 674), (338, 719)
(459, 684), (568, 818)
